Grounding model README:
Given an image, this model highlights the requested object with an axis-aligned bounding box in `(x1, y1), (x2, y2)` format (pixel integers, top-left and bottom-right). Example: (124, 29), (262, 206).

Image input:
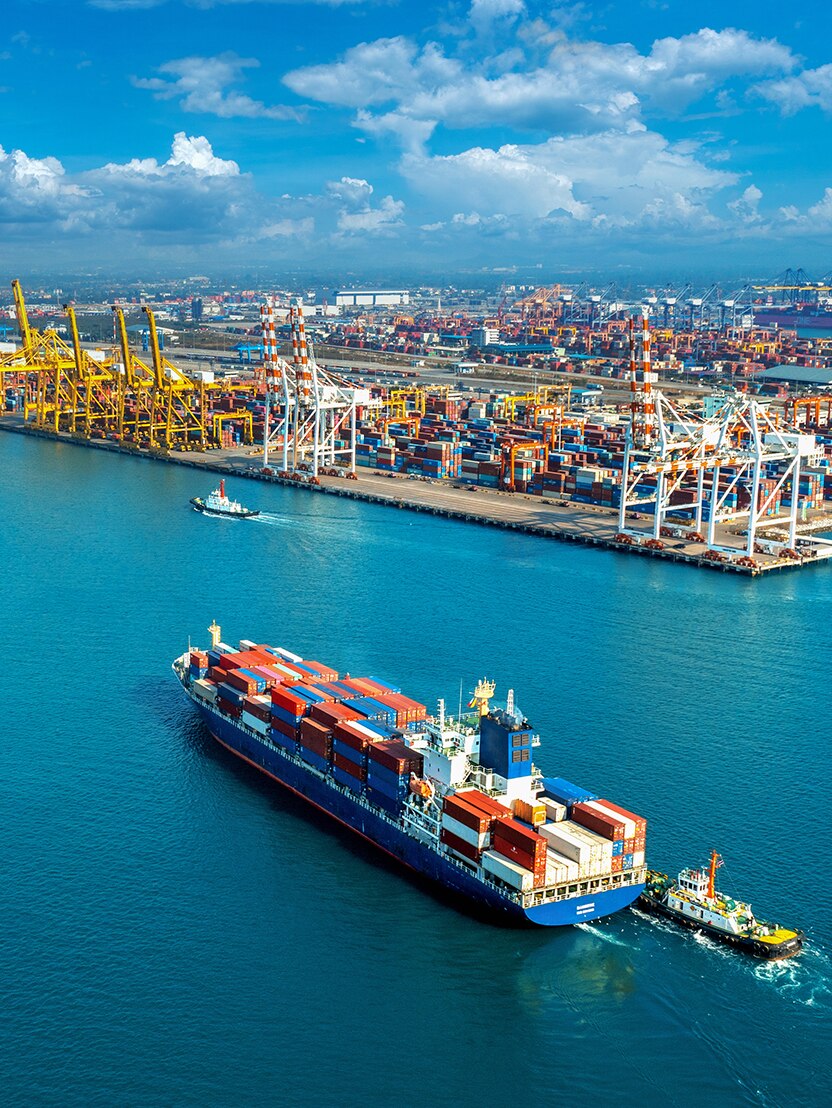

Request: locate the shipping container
(540, 777), (598, 807)
(481, 849), (534, 892)
(440, 827), (481, 863)
(333, 751), (367, 780)
(440, 813), (490, 850)
(572, 802), (626, 842)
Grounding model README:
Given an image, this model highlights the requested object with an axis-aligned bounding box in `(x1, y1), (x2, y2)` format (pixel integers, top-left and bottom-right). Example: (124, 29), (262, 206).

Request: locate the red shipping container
(207, 666), (226, 683)
(190, 650), (208, 668)
(224, 669), (259, 695)
(271, 686), (307, 716)
(333, 751), (366, 780)
(216, 697), (241, 719)
(440, 828), (481, 862)
(313, 703), (363, 729)
(610, 855), (623, 874)
(333, 720), (374, 752)
(242, 697), (270, 723)
(492, 818), (546, 856)
(300, 718), (332, 757)
(572, 802), (625, 842)
(491, 836), (546, 880)
(300, 660), (340, 682)
(456, 789), (512, 820)
(367, 740), (424, 776)
(596, 798), (647, 835)
(339, 677), (378, 696)
(271, 717), (299, 740)
(443, 795), (491, 834)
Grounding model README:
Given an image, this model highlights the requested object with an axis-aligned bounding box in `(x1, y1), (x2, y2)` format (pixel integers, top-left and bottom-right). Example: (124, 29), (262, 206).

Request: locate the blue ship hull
(187, 695), (643, 927)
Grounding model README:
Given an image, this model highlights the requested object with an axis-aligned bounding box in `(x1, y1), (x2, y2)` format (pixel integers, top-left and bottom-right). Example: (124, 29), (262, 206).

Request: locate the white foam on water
(576, 922), (632, 948)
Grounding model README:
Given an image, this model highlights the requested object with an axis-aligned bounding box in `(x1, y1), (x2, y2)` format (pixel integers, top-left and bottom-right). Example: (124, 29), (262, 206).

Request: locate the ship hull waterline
(189, 696), (644, 927)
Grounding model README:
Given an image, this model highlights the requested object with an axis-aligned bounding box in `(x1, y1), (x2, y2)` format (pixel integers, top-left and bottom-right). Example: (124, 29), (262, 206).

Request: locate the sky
(1, 0), (832, 280)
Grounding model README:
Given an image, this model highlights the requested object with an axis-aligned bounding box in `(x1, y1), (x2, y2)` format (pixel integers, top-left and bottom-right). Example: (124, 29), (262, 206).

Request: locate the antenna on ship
(437, 698), (446, 736)
(208, 620), (222, 648)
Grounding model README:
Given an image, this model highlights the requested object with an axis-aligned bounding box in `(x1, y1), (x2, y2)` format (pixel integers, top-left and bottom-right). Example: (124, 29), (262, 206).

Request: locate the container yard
(5, 278), (832, 575)
(174, 628), (648, 924)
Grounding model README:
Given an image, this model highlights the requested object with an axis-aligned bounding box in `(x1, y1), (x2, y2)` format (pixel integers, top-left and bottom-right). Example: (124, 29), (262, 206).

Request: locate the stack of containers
(572, 799), (647, 872)
(365, 740), (424, 817)
(540, 777), (598, 813)
(343, 696), (397, 728)
(189, 651), (208, 680)
(331, 720), (375, 793)
(241, 695), (271, 736)
(269, 685), (308, 752)
(298, 718), (333, 773)
(539, 821), (613, 878)
(490, 818), (548, 886)
(440, 793), (495, 863)
(574, 799), (647, 870)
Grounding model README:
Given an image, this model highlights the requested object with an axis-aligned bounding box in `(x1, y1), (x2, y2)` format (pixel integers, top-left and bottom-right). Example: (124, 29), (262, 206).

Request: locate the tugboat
(190, 479), (259, 519)
(639, 851), (803, 960)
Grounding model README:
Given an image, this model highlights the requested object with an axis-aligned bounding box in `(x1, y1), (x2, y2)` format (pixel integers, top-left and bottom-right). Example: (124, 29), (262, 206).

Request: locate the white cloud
(402, 128), (735, 231)
(93, 0), (367, 8)
(284, 37), (462, 109)
(753, 64), (832, 115)
(326, 175), (405, 235)
(469, 0), (525, 37)
(728, 183), (763, 223)
(134, 53), (301, 121)
(285, 26), (796, 144)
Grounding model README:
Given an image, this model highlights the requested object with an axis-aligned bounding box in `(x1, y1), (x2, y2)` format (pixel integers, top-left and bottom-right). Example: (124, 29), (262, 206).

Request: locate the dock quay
(3, 417), (829, 577)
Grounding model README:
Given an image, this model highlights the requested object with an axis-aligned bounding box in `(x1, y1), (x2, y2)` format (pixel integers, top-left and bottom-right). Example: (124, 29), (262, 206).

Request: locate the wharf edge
(0, 418), (823, 578)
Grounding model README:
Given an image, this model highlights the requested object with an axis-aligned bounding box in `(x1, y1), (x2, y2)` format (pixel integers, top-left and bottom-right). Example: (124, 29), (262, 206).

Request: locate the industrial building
(335, 290), (409, 308)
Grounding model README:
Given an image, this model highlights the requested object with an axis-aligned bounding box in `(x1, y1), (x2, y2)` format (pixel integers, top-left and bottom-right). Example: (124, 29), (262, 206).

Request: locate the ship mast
(708, 850), (721, 899)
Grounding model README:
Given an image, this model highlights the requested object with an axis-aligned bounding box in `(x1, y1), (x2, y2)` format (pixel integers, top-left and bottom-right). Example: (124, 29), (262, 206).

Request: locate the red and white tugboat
(190, 479), (259, 519)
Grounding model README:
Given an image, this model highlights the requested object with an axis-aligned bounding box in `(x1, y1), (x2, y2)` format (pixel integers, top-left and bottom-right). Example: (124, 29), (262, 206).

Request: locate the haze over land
(1, 0), (831, 275)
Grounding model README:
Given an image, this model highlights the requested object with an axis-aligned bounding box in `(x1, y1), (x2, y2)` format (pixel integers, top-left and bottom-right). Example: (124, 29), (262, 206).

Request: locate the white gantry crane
(618, 309), (820, 555)
(259, 298), (375, 476)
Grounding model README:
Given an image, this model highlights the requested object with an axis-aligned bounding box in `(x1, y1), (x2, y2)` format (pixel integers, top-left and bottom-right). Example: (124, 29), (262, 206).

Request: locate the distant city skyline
(1, 1), (831, 275)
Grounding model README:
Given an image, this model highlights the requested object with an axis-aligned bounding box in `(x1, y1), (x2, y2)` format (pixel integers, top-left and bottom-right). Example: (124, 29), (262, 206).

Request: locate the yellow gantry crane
(5, 280), (230, 451)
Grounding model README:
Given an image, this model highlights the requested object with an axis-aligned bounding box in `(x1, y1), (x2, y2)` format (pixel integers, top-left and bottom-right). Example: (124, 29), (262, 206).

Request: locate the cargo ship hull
(191, 696), (644, 926)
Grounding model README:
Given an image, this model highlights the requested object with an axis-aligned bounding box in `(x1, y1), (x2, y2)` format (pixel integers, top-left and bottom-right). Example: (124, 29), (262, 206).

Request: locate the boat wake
(753, 943), (832, 1010)
(576, 922), (632, 948)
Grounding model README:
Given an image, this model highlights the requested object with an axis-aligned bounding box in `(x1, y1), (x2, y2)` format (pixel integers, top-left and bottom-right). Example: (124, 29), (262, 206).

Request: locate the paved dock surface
(3, 417), (830, 576)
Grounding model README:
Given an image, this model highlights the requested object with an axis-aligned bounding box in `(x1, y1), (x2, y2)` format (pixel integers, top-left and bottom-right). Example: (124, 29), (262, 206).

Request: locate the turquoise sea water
(1, 430), (830, 1107)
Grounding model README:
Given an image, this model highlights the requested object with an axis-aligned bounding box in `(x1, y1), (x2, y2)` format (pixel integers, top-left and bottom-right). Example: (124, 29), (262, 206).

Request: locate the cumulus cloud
(728, 183), (763, 223)
(402, 128), (736, 231)
(326, 175), (405, 234)
(753, 64), (832, 115)
(134, 53), (301, 121)
(285, 26), (796, 143)
(469, 0), (526, 37)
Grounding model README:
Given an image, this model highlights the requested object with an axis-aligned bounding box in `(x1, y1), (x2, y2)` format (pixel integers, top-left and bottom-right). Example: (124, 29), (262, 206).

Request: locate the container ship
(173, 626), (647, 925)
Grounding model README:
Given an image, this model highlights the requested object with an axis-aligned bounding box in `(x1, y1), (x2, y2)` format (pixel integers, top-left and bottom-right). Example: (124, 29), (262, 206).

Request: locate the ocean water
(1, 430), (830, 1108)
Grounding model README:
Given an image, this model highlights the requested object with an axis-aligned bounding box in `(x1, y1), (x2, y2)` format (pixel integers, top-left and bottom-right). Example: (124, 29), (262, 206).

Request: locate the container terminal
(174, 626), (647, 925)
(4, 278), (832, 575)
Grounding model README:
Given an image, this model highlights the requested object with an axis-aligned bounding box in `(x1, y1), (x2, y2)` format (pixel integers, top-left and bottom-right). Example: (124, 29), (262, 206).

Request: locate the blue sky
(1, 0), (832, 277)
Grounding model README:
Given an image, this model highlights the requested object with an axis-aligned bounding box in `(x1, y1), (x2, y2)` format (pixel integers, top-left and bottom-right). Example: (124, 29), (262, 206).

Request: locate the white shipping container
(274, 646), (304, 664)
(481, 850), (534, 892)
(587, 800), (636, 838)
(441, 813), (490, 849)
(565, 821), (613, 860)
(546, 848), (580, 882)
(632, 851), (645, 868)
(539, 823), (591, 864)
(192, 679), (217, 703)
(239, 639), (258, 650)
(541, 799), (567, 823)
(242, 711), (269, 736)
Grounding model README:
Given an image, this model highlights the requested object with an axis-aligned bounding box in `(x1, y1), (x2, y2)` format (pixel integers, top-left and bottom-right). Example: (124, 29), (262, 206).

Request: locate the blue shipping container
(300, 749), (329, 773)
(269, 730), (299, 754)
(332, 738), (367, 767)
(540, 776), (598, 806)
(270, 703), (304, 727)
(333, 766), (364, 793)
(365, 787), (403, 818)
(612, 840), (624, 857)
